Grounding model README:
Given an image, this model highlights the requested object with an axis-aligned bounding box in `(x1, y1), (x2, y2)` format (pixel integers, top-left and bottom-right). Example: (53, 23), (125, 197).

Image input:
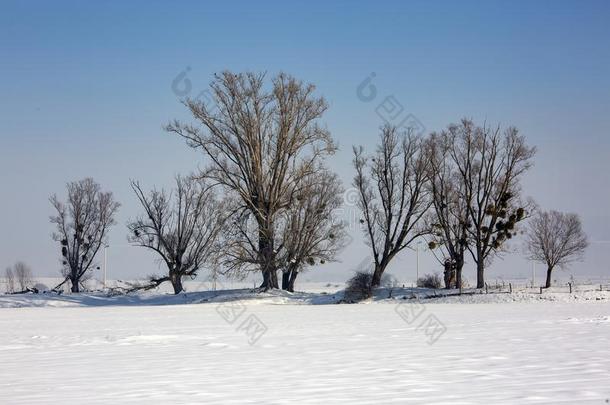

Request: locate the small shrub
(344, 271), (373, 302)
(417, 273), (442, 289)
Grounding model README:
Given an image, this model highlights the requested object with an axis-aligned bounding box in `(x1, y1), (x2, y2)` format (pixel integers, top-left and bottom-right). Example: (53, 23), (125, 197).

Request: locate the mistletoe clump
(482, 192), (526, 250)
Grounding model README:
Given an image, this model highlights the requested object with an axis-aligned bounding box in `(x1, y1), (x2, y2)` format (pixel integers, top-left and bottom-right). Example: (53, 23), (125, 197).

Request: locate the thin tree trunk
(281, 271), (291, 290)
(545, 266), (553, 288)
(443, 261), (453, 289)
(269, 270), (278, 289)
(476, 259), (485, 289)
(288, 269), (298, 292)
(261, 270), (269, 289)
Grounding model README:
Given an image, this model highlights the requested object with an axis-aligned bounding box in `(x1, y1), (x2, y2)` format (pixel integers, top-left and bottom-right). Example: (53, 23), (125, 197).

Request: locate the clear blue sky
(1, 0), (610, 284)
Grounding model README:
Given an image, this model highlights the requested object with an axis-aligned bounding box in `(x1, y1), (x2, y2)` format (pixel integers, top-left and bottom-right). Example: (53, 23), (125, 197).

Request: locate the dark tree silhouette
(526, 210), (588, 288)
(352, 125), (431, 287)
(445, 119), (535, 288)
(127, 176), (225, 294)
(50, 178), (120, 293)
(425, 133), (470, 289)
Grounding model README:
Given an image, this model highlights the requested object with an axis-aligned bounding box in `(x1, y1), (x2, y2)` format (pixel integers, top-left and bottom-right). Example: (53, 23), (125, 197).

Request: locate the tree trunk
(70, 277), (80, 293)
(443, 261), (453, 289)
(476, 259), (485, 289)
(371, 261), (387, 287)
(281, 271), (291, 290)
(545, 266), (553, 288)
(270, 270), (278, 289)
(260, 267), (278, 290)
(170, 273), (184, 294)
(455, 259), (464, 290)
(258, 222), (279, 290)
(281, 265), (299, 292)
(288, 269), (298, 292)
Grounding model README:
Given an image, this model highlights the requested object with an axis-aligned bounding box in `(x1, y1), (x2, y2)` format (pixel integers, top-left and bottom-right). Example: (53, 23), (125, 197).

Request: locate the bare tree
(279, 168), (348, 292)
(352, 125), (431, 287)
(424, 133), (469, 289)
(4, 267), (15, 293)
(127, 176), (225, 294)
(526, 210), (588, 288)
(13, 261), (33, 291)
(167, 71), (336, 289)
(50, 178), (120, 293)
(446, 119), (535, 288)
(217, 169), (347, 293)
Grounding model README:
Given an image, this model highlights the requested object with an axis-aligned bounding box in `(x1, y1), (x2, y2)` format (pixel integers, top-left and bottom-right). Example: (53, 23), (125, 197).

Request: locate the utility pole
(416, 242), (420, 282)
(408, 241), (423, 284)
(103, 244), (108, 289)
(532, 261), (535, 288)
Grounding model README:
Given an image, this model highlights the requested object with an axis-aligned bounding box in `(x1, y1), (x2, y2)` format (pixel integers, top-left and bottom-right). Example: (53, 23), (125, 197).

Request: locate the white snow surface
(1, 288), (610, 404)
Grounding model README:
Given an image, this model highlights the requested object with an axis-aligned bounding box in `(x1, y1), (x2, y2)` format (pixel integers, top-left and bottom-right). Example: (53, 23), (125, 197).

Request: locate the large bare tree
(446, 119), (535, 288)
(50, 178), (120, 293)
(127, 176), (225, 294)
(167, 71), (336, 289)
(353, 125), (431, 287)
(424, 133), (469, 289)
(526, 210), (588, 288)
(279, 168), (347, 292)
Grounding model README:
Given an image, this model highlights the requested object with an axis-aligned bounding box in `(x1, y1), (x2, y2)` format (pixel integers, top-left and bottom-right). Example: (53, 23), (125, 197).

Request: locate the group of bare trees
(353, 119), (587, 289)
(3, 262), (33, 293)
(41, 71), (588, 294)
(46, 72), (348, 294)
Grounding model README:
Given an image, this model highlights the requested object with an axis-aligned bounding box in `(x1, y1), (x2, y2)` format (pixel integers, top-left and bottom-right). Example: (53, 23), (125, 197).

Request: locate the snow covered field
(1, 291), (609, 404)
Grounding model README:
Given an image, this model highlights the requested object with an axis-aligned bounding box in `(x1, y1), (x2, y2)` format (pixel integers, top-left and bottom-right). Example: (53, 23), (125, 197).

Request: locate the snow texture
(1, 288), (609, 404)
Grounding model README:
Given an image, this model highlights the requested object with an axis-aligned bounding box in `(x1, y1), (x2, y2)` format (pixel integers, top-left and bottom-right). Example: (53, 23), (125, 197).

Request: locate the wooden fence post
(568, 282), (572, 293)
(509, 283), (512, 294)
(485, 283), (488, 294)
(540, 286), (543, 294)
